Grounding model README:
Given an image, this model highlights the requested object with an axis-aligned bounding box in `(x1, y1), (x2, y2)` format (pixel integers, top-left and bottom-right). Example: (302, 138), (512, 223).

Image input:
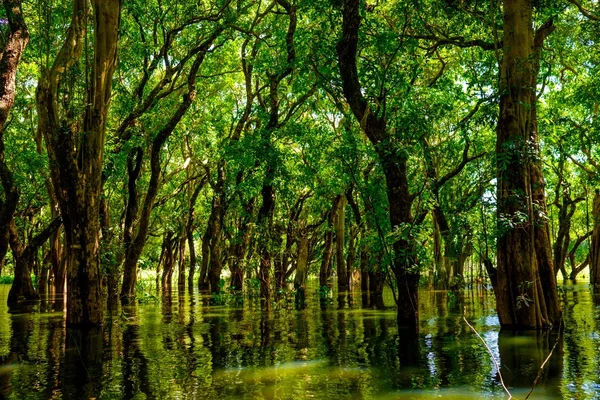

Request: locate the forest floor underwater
(0, 281), (598, 399)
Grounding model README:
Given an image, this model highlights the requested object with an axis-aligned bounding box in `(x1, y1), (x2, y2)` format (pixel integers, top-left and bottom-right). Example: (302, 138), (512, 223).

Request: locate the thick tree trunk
(494, 0), (560, 328)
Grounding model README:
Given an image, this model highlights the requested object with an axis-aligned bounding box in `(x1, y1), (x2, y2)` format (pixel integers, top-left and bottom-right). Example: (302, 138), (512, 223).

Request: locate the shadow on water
(0, 282), (598, 399)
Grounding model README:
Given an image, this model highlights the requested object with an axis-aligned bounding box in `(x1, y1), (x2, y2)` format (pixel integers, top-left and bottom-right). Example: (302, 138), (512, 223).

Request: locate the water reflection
(0, 283), (596, 399)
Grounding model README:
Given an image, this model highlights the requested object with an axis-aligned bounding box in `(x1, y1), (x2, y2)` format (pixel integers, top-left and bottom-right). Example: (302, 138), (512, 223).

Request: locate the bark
(494, 1), (560, 328)
(8, 217), (62, 305)
(338, 0), (418, 328)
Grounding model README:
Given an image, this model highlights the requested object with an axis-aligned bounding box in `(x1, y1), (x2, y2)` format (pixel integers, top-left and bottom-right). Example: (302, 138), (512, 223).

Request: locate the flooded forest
(1, 0), (600, 398)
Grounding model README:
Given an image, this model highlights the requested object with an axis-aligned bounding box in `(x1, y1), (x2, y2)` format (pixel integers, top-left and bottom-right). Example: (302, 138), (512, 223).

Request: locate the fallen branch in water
(463, 307), (512, 399)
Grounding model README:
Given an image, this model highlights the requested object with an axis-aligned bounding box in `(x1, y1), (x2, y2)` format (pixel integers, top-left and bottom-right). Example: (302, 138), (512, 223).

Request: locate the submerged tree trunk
(494, 1), (560, 328)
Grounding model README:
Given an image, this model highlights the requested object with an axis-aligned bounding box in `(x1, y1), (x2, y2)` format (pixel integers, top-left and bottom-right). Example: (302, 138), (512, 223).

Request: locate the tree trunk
(177, 235), (186, 288)
(161, 233), (176, 289)
(590, 191), (600, 290)
(8, 218), (61, 305)
(39, 246), (51, 296)
(293, 233), (309, 308)
(0, 0), (29, 283)
(198, 229), (211, 290)
(119, 34), (218, 302)
(338, 0), (419, 329)
(207, 162), (226, 294)
(494, 1), (560, 328)
(36, 0), (121, 327)
(336, 195), (348, 292)
(120, 147), (143, 303)
(186, 180), (204, 289)
(230, 203), (254, 291)
(319, 197), (340, 288)
(257, 175), (275, 302)
(368, 270), (385, 310)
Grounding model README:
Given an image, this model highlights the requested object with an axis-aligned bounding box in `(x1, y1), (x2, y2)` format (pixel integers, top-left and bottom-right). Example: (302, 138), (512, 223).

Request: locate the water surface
(0, 283), (598, 399)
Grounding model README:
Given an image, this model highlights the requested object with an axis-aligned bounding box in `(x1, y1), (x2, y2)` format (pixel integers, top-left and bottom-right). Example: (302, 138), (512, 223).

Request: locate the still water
(0, 283), (598, 399)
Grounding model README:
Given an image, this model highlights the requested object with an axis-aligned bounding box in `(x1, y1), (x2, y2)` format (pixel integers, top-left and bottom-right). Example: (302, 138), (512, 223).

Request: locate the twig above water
(463, 307), (512, 399)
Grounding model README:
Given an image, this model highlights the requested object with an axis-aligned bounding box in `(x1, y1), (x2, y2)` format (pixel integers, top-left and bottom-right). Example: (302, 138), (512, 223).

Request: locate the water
(0, 282), (598, 399)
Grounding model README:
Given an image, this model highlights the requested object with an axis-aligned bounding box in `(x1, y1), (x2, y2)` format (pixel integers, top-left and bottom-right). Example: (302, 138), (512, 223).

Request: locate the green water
(0, 283), (598, 399)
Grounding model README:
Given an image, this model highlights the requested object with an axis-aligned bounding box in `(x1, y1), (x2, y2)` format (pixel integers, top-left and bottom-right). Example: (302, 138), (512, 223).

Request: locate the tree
(492, 0), (561, 328)
(36, 0), (121, 326)
(0, 0), (29, 286)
